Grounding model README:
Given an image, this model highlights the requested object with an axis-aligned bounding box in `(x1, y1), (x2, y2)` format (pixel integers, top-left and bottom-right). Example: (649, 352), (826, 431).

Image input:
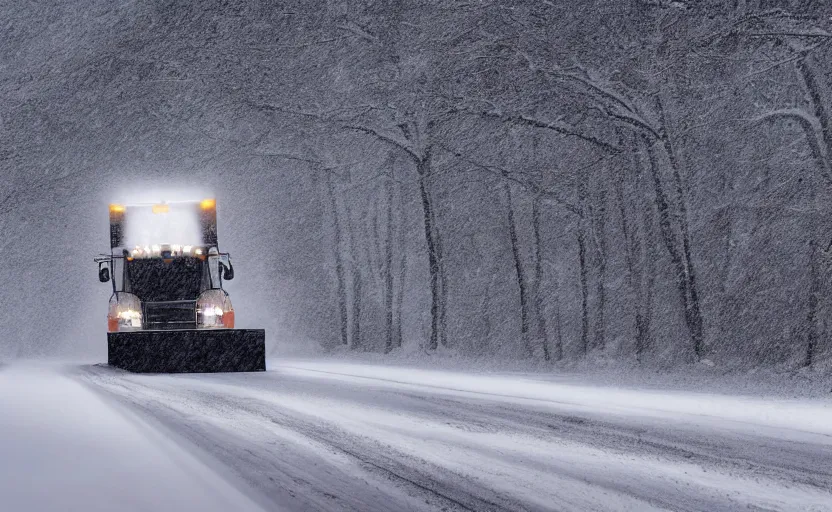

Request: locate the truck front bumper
(108, 329), (266, 373)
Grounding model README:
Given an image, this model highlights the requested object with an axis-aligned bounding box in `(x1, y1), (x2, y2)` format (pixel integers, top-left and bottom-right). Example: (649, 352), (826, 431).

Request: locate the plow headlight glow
(108, 293), (142, 332)
(117, 309), (142, 323)
(196, 290), (234, 329)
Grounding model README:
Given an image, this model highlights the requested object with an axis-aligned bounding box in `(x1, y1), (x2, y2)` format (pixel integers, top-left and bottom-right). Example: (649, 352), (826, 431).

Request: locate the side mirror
(98, 264), (110, 283)
(220, 262), (234, 281)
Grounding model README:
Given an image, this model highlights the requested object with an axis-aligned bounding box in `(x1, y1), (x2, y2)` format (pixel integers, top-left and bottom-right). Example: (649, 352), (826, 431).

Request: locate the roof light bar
(152, 203), (170, 214)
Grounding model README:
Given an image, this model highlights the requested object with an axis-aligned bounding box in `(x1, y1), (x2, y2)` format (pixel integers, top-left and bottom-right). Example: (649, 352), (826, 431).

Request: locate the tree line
(217, 0), (832, 367)
(6, 0), (832, 366)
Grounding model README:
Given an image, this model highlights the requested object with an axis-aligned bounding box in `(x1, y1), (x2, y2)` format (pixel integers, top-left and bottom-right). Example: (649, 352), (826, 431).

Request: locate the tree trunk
(417, 147), (443, 351)
(577, 168), (591, 357)
(797, 56), (832, 165)
(553, 296), (565, 361)
(638, 171), (656, 362)
(344, 191), (362, 349)
(384, 178), (395, 353)
(531, 194), (552, 361)
(394, 182), (407, 349)
(592, 172), (607, 351)
(806, 239), (819, 367)
(324, 171), (349, 347)
(614, 156), (640, 358)
(578, 225), (590, 356)
(619, 139), (655, 361)
(645, 134), (702, 360)
(796, 56), (831, 368)
(657, 97), (704, 359)
(503, 177), (532, 356)
(437, 221), (449, 348)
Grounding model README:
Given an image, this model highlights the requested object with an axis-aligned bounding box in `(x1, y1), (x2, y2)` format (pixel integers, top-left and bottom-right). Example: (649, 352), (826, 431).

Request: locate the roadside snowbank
(273, 358), (832, 438)
(275, 346), (832, 399)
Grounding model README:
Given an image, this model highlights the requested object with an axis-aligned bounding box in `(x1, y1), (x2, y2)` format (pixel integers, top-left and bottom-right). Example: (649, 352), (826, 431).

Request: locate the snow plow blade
(108, 329), (266, 373)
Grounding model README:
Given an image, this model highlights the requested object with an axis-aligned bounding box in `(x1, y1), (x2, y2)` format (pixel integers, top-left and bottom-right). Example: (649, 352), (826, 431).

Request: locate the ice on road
(3, 360), (832, 511)
(0, 363), (264, 512)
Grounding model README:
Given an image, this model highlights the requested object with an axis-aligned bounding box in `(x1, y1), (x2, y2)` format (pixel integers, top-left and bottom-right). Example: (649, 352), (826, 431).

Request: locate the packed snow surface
(0, 362), (264, 512)
(2, 360), (831, 511)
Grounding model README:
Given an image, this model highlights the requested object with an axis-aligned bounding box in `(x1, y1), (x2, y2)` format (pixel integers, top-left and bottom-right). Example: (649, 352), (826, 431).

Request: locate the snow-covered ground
(0, 362), (265, 512)
(2, 360), (831, 511)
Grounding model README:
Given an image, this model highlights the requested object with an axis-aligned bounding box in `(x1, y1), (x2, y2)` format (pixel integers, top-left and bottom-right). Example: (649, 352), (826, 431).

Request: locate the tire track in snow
(77, 366), (522, 512)
(76, 364), (832, 512)
(383, 390), (832, 491)
(267, 365), (832, 491)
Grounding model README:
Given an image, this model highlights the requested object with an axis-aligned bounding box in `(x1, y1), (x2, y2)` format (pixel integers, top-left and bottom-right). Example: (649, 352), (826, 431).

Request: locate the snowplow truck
(95, 199), (266, 373)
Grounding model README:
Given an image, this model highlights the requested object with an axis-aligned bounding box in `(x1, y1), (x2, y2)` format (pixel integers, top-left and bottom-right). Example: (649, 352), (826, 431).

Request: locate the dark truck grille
(143, 300), (197, 330)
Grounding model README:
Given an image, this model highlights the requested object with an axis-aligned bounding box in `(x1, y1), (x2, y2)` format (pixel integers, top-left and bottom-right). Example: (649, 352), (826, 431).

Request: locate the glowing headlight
(196, 290), (234, 329)
(117, 309), (142, 328)
(201, 306), (224, 317)
(107, 293), (142, 332)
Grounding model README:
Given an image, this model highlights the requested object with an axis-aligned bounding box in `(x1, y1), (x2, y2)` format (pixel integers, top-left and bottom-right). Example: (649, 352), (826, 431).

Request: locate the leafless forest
(2, 0), (832, 368)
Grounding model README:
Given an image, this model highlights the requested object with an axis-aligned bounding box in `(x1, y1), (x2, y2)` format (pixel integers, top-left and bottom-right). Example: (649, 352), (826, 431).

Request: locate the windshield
(123, 257), (205, 302)
(122, 203), (204, 249)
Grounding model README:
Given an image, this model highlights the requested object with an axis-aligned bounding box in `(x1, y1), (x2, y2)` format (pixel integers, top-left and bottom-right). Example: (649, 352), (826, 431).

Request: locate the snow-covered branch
(343, 124), (421, 162)
(438, 143), (583, 216)
(754, 108), (832, 182)
(476, 110), (621, 154)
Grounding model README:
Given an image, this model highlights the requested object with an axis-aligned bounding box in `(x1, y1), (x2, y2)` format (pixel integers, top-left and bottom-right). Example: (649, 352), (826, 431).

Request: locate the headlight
(196, 290), (234, 329)
(108, 293), (142, 332)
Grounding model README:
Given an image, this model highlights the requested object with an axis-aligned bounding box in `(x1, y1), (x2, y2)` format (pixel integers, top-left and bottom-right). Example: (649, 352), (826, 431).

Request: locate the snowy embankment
(70, 358), (832, 512)
(275, 360), (832, 437)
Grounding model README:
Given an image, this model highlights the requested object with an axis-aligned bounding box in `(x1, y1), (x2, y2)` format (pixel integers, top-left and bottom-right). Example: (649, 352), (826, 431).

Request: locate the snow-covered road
(0, 362), (265, 512)
(3, 360), (832, 511)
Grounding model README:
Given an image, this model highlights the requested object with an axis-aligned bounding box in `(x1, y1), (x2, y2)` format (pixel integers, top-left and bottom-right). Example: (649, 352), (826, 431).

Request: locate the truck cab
(97, 200), (234, 332)
(95, 198), (264, 373)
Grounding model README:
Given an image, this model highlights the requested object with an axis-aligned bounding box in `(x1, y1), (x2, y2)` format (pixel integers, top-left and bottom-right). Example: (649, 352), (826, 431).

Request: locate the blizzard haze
(0, 1), (831, 372)
(2, 2), (832, 511)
